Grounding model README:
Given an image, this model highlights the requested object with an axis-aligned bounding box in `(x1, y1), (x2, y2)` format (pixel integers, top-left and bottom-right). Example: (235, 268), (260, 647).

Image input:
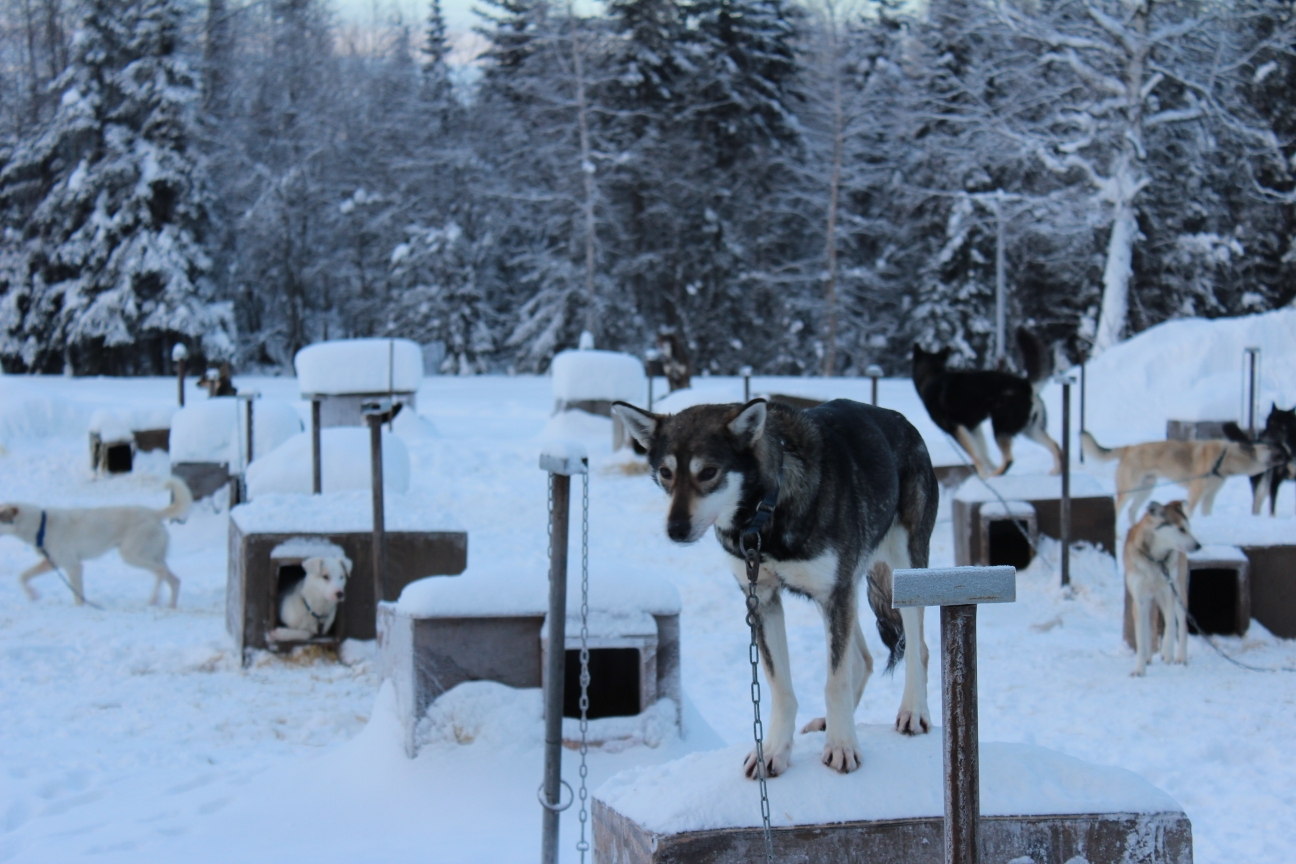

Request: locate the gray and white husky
(613, 397), (939, 777)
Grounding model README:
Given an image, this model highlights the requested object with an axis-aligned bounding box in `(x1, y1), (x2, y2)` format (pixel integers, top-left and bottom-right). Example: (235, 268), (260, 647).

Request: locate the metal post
(993, 193), (1005, 366)
(866, 364), (884, 407)
(541, 472), (572, 864)
(942, 604), (979, 864)
(1078, 363), (1086, 464)
(740, 366), (753, 402)
(647, 376), (654, 411)
(367, 413), (386, 608)
(1060, 378), (1072, 588)
(1244, 347), (1261, 436)
(311, 399), (322, 495)
(246, 397), (255, 464)
(177, 358), (186, 407)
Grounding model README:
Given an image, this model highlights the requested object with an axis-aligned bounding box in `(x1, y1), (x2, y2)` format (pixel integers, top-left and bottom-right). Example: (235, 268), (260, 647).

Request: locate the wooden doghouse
(593, 727), (1193, 864)
(1193, 517), (1296, 638)
(266, 537), (350, 648)
(295, 338), (422, 428)
(88, 407), (177, 475)
(1122, 545), (1250, 650)
(971, 500), (1038, 569)
(227, 493), (467, 666)
(954, 474), (1115, 566)
(549, 348), (647, 450)
(1166, 420), (1232, 441)
(378, 567), (681, 757)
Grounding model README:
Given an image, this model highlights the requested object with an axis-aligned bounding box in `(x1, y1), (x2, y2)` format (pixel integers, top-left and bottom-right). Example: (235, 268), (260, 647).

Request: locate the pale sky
(334, 0), (604, 38)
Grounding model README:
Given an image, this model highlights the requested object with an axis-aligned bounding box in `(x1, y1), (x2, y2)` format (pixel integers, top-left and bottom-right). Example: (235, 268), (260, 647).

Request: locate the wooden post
(246, 396), (255, 464)
(866, 364), (884, 407)
(539, 443), (588, 864)
(366, 412), (386, 608)
(893, 565), (1016, 864)
(311, 399), (322, 495)
(1078, 363), (1086, 464)
(171, 343), (188, 407)
(739, 366), (752, 402)
(1060, 377), (1073, 588)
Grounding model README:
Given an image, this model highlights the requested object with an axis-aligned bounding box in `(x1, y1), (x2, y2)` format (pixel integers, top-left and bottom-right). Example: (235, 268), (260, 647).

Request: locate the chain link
(741, 535), (775, 864)
(576, 471), (591, 861)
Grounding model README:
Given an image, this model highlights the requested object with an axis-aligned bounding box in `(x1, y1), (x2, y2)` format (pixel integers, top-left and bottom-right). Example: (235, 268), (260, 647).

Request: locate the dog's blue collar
(35, 510), (48, 555)
(301, 594), (328, 636)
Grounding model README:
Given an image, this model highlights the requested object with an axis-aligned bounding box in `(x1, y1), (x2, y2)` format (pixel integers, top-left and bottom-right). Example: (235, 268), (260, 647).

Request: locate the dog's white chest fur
(770, 552), (839, 598)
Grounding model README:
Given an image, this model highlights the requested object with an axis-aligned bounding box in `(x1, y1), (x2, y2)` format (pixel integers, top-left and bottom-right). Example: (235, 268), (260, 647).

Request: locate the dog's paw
(799, 717), (826, 734)
(743, 745), (791, 779)
(821, 740), (862, 774)
(895, 709), (931, 736)
(1130, 667), (1146, 677)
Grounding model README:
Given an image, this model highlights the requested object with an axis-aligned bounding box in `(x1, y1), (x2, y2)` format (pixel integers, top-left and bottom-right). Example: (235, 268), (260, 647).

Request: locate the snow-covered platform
(295, 338), (422, 427)
(227, 492), (467, 663)
(594, 726), (1192, 864)
(380, 565), (681, 756)
(1192, 516), (1296, 638)
(954, 474), (1116, 565)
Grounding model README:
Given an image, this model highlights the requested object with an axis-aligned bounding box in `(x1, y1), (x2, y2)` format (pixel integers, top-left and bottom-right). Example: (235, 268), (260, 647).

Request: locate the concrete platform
(594, 726), (1191, 864)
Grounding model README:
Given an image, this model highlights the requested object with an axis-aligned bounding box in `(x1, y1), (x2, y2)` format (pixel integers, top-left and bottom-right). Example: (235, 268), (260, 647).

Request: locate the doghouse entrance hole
(563, 648), (640, 719)
(1188, 568), (1238, 635)
(987, 520), (1033, 569)
(105, 443), (133, 474)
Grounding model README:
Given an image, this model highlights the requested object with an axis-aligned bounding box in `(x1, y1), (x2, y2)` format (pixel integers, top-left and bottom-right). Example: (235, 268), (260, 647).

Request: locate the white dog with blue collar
(268, 556), (352, 644)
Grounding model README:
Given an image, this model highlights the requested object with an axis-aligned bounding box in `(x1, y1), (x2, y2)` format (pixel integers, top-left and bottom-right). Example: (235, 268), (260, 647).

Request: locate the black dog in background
(912, 328), (1062, 477)
(1224, 404), (1296, 515)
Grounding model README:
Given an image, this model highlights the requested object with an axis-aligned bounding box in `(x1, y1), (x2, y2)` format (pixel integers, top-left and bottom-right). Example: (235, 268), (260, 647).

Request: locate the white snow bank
(650, 381), (746, 414)
(415, 681), (679, 752)
(1084, 307), (1296, 442)
(1189, 544), (1249, 564)
(245, 428), (410, 499)
(396, 564), (681, 619)
(295, 338), (422, 396)
(0, 393), (89, 441)
(391, 407), (439, 440)
(538, 409), (612, 447)
(954, 473), (1108, 503)
(596, 724), (1182, 834)
(88, 406), (177, 441)
(231, 490), (462, 534)
(169, 398), (302, 464)
(1189, 514), (1296, 549)
(551, 349), (645, 404)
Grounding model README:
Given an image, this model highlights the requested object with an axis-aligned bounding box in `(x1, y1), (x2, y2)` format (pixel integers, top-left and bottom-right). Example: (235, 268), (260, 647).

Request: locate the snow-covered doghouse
(88, 407), (176, 474)
(549, 339), (647, 450)
(169, 397), (302, 499)
(379, 566), (681, 757)
(295, 338), (422, 428)
(953, 474), (1116, 566)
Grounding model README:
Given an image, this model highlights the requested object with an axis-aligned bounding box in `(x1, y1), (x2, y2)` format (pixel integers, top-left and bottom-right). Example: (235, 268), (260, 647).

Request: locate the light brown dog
(1123, 501), (1200, 676)
(1082, 432), (1278, 518)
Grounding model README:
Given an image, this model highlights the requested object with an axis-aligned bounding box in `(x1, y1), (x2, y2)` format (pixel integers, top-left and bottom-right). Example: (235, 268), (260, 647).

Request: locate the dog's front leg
(1131, 593), (1151, 676)
(896, 606), (931, 734)
(819, 586), (865, 773)
(732, 561), (797, 779)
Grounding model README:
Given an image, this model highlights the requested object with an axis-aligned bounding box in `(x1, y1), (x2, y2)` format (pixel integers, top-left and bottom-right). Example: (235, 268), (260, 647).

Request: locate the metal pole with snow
(893, 565), (1016, 864)
(362, 400), (392, 619)
(1059, 373), (1074, 588)
(171, 343), (188, 407)
(866, 364), (884, 406)
(539, 441), (588, 864)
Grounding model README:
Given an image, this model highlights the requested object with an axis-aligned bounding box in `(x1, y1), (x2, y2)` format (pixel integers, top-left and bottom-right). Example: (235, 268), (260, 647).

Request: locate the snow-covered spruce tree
(0, 0), (231, 374)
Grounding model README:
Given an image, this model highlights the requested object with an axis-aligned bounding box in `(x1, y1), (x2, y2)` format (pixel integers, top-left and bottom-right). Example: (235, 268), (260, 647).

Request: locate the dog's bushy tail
(1016, 328), (1052, 386)
(1079, 431), (1119, 463)
(157, 477), (193, 522)
(866, 561), (905, 672)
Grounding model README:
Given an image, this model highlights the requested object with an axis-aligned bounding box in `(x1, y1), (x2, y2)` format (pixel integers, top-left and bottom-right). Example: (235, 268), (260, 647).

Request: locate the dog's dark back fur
(1226, 405), (1296, 514)
(911, 328), (1050, 438)
(638, 398), (938, 666)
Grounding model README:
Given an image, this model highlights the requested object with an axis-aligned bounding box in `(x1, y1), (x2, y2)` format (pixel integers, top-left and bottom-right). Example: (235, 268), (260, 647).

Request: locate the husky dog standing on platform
(1124, 501), (1201, 676)
(912, 328), (1062, 478)
(0, 477), (192, 607)
(612, 397), (939, 777)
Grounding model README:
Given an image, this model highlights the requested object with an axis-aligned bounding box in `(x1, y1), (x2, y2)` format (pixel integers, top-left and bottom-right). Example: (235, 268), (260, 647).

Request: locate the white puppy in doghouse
(268, 556), (352, 642)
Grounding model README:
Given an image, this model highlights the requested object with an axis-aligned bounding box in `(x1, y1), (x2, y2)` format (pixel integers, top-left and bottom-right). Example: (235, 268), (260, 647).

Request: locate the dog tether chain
(576, 471), (591, 862)
(740, 531), (776, 864)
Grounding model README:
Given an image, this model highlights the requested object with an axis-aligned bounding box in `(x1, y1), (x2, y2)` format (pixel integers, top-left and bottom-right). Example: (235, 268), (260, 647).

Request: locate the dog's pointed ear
(0, 505), (17, 524)
(612, 402), (661, 451)
(339, 557), (353, 578)
(303, 557), (323, 578)
(727, 399), (767, 448)
(1165, 501), (1186, 519)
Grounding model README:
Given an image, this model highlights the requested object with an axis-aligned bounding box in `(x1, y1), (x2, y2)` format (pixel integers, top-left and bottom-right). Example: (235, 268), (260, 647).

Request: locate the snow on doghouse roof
(595, 725), (1181, 834)
(270, 537), (347, 560)
(953, 472), (1108, 504)
(231, 490), (462, 534)
(295, 338), (423, 396)
(1190, 514), (1296, 549)
(551, 348), (645, 404)
(88, 406), (177, 440)
(396, 563), (681, 619)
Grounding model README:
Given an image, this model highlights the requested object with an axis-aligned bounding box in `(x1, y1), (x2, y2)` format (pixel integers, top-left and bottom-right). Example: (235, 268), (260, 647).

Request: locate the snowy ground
(0, 360), (1294, 862)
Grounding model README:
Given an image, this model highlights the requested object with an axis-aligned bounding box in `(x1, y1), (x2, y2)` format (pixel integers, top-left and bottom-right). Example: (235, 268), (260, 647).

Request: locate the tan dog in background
(1123, 501), (1201, 676)
(1082, 431), (1278, 518)
(0, 477), (192, 607)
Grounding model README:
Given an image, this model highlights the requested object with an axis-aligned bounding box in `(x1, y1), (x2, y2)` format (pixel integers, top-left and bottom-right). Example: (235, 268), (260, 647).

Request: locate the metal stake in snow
(892, 566), (1016, 864)
(311, 399), (322, 495)
(740, 366), (753, 402)
(1059, 373), (1074, 588)
(1243, 346), (1261, 436)
(539, 442), (588, 864)
(362, 400), (394, 614)
(171, 343), (188, 407)
(866, 364), (884, 406)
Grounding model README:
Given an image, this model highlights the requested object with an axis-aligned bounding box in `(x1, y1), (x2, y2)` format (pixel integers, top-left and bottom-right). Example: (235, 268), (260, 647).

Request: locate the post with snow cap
(866, 364), (884, 406)
(362, 400), (393, 618)
(1059, 371), (1075, 588)
(171, 343), (188, 407)
(893, 565), (1016, 864)
(740, 366), (753, 402)
(311, 399), (322, 495)
(1244, 346), (1261, 436)
(539, 440), (588, 864)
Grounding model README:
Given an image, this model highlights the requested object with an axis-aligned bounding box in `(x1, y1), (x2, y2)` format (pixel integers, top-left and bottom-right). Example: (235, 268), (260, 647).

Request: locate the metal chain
(576, 471), (591, 862)
(741, 535), (775, 863)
